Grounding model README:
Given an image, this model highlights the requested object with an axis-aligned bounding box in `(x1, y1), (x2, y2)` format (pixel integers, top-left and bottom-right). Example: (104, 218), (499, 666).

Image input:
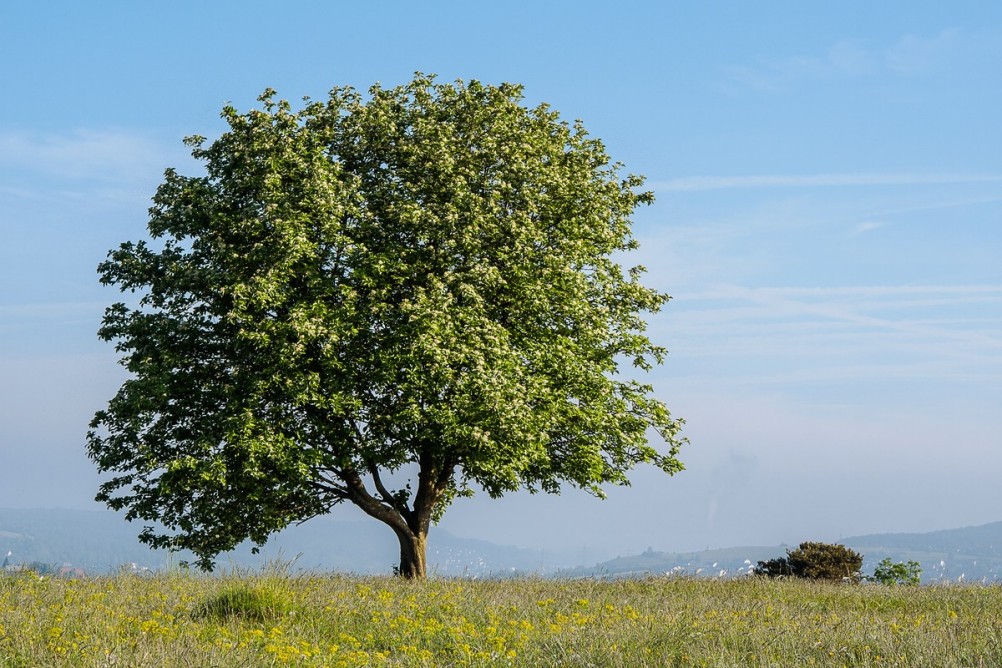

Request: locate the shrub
(753, 557), (794, 578)
(755, 542), (863, 582)
(789, 542), (863, 582)
(871, 558), (922, 586)
(193, 583), (292, 622)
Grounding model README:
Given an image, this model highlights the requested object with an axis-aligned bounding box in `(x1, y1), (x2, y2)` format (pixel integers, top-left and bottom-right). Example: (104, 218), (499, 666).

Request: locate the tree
(755, 542), (863, 582)
(87, 73), (685, 578)
(871, 558), (922, 586)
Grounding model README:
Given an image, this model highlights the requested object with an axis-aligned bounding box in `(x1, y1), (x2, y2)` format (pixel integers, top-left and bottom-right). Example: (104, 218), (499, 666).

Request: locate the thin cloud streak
(677, 284), (1002, 345)
(851, 221), (884, 235)
(651, 173), (1002, 192)
(0, 129), (181, 182)
(665, 363), (1002, 390)
(657, 283), (1002, 387)
(682, 284), (1002, 300)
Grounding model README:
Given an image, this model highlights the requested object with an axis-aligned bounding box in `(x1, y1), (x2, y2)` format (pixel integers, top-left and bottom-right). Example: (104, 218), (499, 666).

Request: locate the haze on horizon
(2, 2), (1000, 562)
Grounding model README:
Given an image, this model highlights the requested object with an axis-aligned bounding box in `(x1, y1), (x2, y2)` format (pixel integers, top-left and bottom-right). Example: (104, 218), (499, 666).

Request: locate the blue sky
(2, 1), (1001, 558)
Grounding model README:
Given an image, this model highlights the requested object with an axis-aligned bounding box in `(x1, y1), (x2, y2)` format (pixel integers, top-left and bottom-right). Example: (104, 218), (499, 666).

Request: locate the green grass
(1, 571), (1000, 666)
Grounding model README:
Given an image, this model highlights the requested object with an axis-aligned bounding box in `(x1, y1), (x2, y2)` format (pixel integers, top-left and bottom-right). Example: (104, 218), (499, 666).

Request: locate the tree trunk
(338, 462), (449, 580)
(394, 527), (427, 579)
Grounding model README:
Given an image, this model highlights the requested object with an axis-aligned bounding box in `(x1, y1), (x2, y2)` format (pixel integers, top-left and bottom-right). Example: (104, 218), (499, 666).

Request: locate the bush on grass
(755, 542), (863, 582)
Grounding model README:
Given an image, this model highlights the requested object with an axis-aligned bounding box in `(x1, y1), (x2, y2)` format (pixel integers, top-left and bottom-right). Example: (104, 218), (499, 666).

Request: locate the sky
(1, 1), (1001, 562)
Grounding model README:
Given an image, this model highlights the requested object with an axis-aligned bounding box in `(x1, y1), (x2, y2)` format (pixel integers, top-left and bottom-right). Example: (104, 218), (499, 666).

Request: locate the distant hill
(0, 508), (569, 576)
(841, 521), (1002, 582)
(559, 545), (777, 579)
(7, 508), (1001, 582)
(561, 521), (1002, 583)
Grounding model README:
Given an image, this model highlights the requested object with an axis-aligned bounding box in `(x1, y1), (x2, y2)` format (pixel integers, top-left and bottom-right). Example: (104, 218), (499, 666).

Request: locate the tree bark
(394, 526), (427, 579)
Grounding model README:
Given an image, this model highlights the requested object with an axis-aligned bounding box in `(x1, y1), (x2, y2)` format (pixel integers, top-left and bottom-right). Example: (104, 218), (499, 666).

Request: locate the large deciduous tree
(87, 74), (685, 578)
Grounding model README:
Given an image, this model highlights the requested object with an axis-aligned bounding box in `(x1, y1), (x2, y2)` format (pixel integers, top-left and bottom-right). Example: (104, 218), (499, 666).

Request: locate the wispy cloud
(0, 129), (188, 212)
(676, 284), (1002, 341)
(725, 28), (997, 91)
(850, 221), (884, 235)
(0, 129), (178, 183)
(885, 29), (964, 76)
(0, 301), (106, 318)
(725, 38), (876, 91)
(651, 173), (1002, 192)
(657, 283), (1002, 388)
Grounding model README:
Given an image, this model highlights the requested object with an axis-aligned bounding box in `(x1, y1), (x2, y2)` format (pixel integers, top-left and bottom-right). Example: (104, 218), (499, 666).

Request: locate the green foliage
(871, 558), (922, 586)
(753, 557), (794, 578)
(788, 542), (863, 582)
(755, 542), (863, 582)
(87, 72), (684, 574)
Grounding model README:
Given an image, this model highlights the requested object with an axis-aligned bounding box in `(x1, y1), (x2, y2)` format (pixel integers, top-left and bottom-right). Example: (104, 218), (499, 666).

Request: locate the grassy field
(1, 570), (1000, 667)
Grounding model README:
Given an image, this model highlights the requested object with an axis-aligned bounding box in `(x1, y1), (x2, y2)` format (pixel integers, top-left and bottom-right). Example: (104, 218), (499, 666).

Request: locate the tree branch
(306, 476), (349, 503)
(338, 467), (409, 534)
(347, 417), (367, 444)
(345, 416), (413, 519)
(367, 460), (412, 520)
(411, 449), (457, 535)
(435, 455), (457, 490)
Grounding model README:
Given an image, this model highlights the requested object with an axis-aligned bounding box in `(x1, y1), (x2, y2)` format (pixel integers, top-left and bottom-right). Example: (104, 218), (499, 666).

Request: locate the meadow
(1, 569), (1000, 667)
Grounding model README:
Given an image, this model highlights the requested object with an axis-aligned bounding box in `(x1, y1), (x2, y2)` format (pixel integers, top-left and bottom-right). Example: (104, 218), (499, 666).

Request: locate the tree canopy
(87, 73), (685, 577)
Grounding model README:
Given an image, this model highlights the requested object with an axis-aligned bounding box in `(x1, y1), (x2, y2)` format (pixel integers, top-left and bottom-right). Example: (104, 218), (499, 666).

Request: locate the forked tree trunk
(394, 527), (427, 579)
(340, 461), (449, 580)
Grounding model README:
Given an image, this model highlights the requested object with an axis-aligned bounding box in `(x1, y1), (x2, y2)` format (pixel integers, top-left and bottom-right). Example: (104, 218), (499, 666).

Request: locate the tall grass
(1, 570), (1000, 666)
